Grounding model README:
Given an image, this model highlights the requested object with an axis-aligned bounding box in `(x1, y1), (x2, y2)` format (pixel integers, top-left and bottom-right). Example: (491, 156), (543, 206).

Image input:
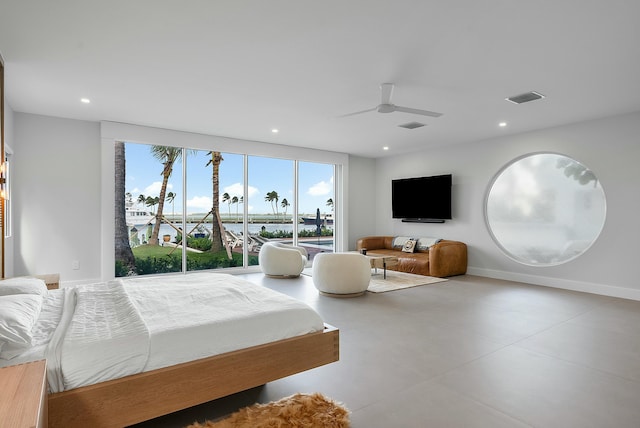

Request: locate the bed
(0, 273), (339, 428)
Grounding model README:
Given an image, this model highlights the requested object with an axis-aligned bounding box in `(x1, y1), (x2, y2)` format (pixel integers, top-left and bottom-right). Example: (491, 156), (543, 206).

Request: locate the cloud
(187, 195), (212, 212)
(307, 180), (332, 196)
(143, 181), (173, 196)
(223, 182), (259, 198)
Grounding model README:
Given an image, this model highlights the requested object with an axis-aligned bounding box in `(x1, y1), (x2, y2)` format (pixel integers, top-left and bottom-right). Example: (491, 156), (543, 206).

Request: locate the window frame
(103, 122), (348, 281)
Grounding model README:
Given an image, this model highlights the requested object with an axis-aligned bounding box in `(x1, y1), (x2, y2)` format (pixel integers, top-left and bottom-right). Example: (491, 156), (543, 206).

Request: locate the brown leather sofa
(356, 236), (467, 277)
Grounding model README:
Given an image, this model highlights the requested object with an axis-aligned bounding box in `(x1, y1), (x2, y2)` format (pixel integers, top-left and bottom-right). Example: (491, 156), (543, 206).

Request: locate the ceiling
(1, 1), (639, 158)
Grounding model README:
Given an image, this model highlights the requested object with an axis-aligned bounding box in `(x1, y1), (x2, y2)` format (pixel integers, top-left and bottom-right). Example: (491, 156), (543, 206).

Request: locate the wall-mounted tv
(392, 174), (452, 222)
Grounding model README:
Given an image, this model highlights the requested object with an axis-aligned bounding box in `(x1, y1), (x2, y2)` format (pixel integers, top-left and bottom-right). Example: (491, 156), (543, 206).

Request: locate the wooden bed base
(48, 324), (339, 428)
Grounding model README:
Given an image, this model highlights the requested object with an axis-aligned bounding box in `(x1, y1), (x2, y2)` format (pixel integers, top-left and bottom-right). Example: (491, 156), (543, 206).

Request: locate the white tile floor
(132, 273), (640, 428)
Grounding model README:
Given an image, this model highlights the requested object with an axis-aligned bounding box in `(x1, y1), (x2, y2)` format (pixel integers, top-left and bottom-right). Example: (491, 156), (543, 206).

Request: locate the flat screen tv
(392, 174), (452, 222)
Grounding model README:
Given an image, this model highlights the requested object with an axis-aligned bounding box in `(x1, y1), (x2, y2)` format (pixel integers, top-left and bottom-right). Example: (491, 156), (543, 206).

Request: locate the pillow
(0, 277), (48, 297)
(392, 236), (412, 249)
(416, 237), (442, 251)
(402, 239), (417, 253)
(0, 294), (43, 358)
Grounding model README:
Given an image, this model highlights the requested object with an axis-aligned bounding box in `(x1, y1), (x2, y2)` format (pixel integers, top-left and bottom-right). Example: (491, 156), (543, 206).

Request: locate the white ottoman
(312, 252), (371, 297)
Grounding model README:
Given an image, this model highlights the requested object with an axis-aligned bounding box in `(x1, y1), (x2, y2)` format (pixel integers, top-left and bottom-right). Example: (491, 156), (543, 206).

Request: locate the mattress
(0, 272), (324, 392)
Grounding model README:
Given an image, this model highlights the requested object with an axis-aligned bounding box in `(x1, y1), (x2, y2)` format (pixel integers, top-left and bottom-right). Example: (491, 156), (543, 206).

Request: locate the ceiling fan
(341, 83), (443, 118)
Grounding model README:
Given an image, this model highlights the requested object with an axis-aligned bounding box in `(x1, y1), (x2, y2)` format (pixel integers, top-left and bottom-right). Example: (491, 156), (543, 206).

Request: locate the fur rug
(187, 392), (350, 428)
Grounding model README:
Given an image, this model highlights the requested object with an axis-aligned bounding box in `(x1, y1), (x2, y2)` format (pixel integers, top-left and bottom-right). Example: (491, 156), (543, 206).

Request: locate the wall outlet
(71, 260), (80, 270)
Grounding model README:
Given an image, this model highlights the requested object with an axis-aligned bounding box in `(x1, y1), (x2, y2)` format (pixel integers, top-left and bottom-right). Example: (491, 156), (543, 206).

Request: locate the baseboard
(466, 267), (640, 301)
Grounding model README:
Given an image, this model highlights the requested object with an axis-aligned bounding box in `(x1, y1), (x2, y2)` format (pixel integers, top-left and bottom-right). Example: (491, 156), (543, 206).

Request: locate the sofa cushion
(392, 236), (412, 249)
(416, 237), (442, 251)
(401, 239), (417, 253)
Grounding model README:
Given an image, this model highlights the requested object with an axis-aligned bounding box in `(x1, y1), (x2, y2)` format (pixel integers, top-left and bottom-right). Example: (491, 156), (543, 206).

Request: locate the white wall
(374, 111), (640, 300)
(346, 155), (377, 249)
(13, 113), (101, 283)
(3, 96), (15, 277)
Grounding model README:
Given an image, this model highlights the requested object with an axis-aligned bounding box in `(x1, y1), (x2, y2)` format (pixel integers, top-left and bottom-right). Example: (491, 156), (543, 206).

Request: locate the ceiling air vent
(398, 121), (425, 129)
(506, 91), (545, 104)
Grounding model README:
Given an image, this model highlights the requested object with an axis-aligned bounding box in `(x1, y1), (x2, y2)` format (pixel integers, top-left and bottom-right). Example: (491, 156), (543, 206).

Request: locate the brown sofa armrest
(429, 240), (468, 277)
(356, 236), (394, 251)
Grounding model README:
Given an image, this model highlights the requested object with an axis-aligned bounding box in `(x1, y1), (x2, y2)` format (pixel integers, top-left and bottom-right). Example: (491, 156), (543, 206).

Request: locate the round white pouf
(312, 252), (371, 297)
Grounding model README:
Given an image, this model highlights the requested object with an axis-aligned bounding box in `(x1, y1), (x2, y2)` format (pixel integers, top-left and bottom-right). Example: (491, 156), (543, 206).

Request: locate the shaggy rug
(186, 392), (350, 428)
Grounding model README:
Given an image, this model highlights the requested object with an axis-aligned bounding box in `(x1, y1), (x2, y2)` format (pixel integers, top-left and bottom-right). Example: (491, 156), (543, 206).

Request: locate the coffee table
(362, 253), (398, 279)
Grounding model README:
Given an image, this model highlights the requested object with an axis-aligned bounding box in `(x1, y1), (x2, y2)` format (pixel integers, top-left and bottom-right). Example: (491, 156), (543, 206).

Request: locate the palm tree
(222, 192), (231, 218)
(232, 196), (239, 221)
(281, 198), (290, 220)
(145, 196), (158, 213)
(265, 191), (279, 217)
(166, 191), (176, 219)
(326, 198), (334, 211)
(148, 146), (182, 245)
(235, 196), (243, 222)
(206, 151), (225, 253)
(114, 142), (135, 273)
(137, 194), (146, 209)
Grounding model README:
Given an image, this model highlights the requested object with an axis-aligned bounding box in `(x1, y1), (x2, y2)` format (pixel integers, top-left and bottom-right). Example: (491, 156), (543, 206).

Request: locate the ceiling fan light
(377, 104), (395, 113)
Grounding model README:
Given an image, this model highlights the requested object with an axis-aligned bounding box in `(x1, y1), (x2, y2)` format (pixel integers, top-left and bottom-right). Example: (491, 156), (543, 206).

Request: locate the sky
(124, 142), (334, 216)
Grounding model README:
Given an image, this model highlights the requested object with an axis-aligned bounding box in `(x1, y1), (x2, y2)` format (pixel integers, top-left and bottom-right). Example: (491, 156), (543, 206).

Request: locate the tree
(114, 142), (135, 273)
(281, 198), (290, 219)
(232, 196), (239, 221)
(206, 151), (225, 253)
(148, 146), (181, 245)
(265, 190), (279, 217)
(326, 198), (334, 210)
(166, 191), (176, 218)
(137, 194), (146, 208)
(222, 192), (231, 217)
(145, 196), (158, 213)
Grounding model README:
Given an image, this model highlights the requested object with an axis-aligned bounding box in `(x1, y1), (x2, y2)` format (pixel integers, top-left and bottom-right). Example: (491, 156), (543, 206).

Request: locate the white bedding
(0, 272), (324, 393)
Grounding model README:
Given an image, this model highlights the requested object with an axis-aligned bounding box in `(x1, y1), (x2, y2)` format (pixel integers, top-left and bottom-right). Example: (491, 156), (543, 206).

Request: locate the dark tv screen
(392, 174), (452, 220)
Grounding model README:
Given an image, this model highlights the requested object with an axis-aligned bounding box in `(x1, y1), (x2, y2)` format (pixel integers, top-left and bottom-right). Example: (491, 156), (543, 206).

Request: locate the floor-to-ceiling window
(114, 139), (340, 277)
(297, 161), (335, 261)
(248, 155), (295, 262)
(185, 149), (247, 271)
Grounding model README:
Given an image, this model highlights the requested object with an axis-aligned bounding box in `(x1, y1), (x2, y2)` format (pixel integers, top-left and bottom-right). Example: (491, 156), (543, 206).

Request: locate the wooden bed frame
(48, 324), (339, 428)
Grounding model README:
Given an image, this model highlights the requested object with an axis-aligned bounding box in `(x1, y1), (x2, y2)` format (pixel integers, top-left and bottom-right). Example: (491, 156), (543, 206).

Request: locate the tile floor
(132, 273), (640, 427)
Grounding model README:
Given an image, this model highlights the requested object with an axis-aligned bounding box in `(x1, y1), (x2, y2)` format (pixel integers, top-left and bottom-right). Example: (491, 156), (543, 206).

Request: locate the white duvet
(43, 272), (324, 393)
(46, 281), (150, 392)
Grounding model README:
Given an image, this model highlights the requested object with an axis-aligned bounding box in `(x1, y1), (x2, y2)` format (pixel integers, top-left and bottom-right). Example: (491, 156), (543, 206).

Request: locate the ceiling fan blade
(338, 107), (377, 118)
(394, 105), (443, 118)
(380, 83), (394, 104)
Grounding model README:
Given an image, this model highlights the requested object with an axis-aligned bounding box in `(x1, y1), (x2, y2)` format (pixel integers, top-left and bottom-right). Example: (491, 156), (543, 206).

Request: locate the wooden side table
(0, 360), (48, 428)
(33, 273), (60, 290)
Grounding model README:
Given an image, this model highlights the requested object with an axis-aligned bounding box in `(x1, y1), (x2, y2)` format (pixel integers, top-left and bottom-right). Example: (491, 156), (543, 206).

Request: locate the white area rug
(367, 270), (448, 293)
(302, 268), (447, 293)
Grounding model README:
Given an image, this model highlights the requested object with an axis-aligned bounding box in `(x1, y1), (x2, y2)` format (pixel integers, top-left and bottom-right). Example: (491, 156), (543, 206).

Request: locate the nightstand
(0, 360), (48, 427)
(33, 273), (60, 290)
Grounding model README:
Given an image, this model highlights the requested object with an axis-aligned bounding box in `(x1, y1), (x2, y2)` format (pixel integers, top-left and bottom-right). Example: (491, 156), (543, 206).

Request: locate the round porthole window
(485, 152), (606, 266)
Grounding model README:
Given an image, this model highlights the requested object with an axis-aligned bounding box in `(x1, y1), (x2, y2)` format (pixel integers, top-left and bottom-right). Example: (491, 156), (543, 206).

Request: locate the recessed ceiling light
(499, 122), (507, 127)
(383, 146), (389, 151)
(80, 98), (91, 104)
(271, 129), (279, 133)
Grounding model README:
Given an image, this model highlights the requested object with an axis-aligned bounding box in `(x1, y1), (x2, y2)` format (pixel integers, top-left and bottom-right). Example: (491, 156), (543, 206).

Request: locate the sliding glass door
(115, 142), (337, 276)
(298, 161), (335, 261)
